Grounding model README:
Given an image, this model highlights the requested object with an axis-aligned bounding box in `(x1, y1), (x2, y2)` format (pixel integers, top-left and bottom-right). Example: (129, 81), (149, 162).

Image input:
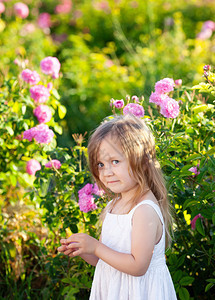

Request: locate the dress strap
(129, 199), (164, 225)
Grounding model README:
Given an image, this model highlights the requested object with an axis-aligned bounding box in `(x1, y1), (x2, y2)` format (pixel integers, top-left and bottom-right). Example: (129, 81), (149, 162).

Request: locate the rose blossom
(123, 103), (144, 118)
(188, 166), (200, 176)
(0, 3), (5, 14)
(45, 159), (61, 169)
(113, 99), (124, 109)
(155, 78), (175, 94)
(78, 183), (103, 213)
(23, 124), (54, 144)
(174, 79), (182, 87)
(191, 214), (203, 230)
(38, 13), (51, 29)
(21, 69), (40, 85)
(14, 2), (29, 19)
(160, 97), (179, 118)
(131, 95), (139, 103)
(26, 159), (41, 175)
(30, 85), (50, 103)
(203, 65), (210, 71)
(55, 0), (72, 14)
(149, 92), (167, 106)
(40, 56), (61, 79)
(33, 105), (52, 123)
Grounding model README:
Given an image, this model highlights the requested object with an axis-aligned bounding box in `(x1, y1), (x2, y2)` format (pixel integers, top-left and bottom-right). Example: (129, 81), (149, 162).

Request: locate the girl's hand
(58, 233), (99, 257)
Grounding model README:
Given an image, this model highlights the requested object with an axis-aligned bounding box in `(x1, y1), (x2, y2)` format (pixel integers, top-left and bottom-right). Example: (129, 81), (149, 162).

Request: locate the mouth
(107, 180), (119, 184)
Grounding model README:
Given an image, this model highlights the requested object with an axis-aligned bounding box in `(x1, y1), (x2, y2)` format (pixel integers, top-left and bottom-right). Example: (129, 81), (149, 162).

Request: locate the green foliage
(0, 0), (215, 299)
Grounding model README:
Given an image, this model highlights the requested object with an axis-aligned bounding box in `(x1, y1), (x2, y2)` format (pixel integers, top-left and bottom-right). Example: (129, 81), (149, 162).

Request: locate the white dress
(89, 200), (177, 300)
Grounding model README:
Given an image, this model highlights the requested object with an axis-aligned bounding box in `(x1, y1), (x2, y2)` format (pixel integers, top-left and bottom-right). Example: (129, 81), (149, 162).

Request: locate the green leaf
(175, 179), (185, 192)
(205, 282), (214, 292)
(6, 126), (14, 135)
(206, 147), (215, 155)
(52, 88), (60, 100)
(185, 154), (202, 161)
(179, 276), (194, 286)
(212, 213), (215, 226)
(58, 105), (67, 119)
(195, 217), (205, 236)
(179, 287), (190, 300)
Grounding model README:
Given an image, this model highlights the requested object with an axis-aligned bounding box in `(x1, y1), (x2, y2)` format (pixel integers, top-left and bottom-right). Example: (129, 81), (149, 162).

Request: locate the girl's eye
(112, 160), (119, 165)
(97, 162), (104, 168)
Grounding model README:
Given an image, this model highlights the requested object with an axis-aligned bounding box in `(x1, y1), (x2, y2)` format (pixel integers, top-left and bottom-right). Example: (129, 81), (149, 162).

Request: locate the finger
(67, 242), (79, 249)
(60, 239), (70, 244)
(64, 249), (75, 256)
(57, 245), (67, 252)
(72, 249), (82, 257)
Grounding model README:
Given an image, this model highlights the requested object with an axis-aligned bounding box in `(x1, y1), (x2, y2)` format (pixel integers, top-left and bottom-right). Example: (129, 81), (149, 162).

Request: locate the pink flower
(23, 124), (54, 144)
(93, 1), (111, 14)
(30, 85), (50, 103)
(123, 103), (144, 118)
(188, 166), (200, 176)
(21, 69), (40, 85)
(202, 20), (215, 31)
(45, 159), (61, 169)
(47, 82), (53, 91)
(113, 99), (124, 109)
(33, 105), (52, 124)
(0, 2), (5, 14)
(20, 23), (36, 36)
(26, 159), (41, 175)
(191, 214), (203, 230)
(149, 92), (167, 106)
(40, 56), (61, 79)
(14, 2), (29, 19)
(55, 0), (72, 14)
(174, 79), (182, 87)
(131, 95), (139, 103)
(38, 13), (51, 29)
(203, 65), (210, 71)
(197, 29), (213, 40)
(92, 183), (104, 196)
(78, 183), (103, 213)
(155, 78), (175, 94)
(160, 97), (179, 118)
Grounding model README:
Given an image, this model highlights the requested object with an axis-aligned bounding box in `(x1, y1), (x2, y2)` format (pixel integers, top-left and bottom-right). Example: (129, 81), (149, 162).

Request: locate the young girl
(58, 114), (177, 300)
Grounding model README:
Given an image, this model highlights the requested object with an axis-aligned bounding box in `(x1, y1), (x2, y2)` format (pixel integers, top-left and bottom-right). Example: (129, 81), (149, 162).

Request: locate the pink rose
(123, 103), (144, 118)
(30, 85), (50, 103)
(160, 97), (179, 118)
(14, 2), (29, 19)
(188, 166), (200, 176)
(78, 183), (104, 213)
(202, 20), (215, 31)
(55, 0), (72, 14)
(113, 99), (124, 109)
(26, 159), (41, 175)
(0, 3), (5, 14)
(191, 214), (203, 230)
(149, 92), (167, 106)
(47, 82), (53, 91)
(21, 69), (40, 85)
(23, 124), (54, 144)
(40, 56), (61, 79)
(174, 79), (182, 87)
(45, 159), (61, 169)
(155, 78), (175, 94)
(33, 105), (52, 124)
(38, 13), (51, 29)
(131, 95), (139, 103)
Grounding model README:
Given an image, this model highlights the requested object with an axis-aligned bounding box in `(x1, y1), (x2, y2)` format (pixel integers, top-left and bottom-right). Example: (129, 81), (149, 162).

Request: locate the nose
(103, 164), (113, 176)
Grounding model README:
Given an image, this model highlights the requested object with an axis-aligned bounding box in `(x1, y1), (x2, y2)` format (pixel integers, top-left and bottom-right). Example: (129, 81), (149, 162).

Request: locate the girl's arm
(65, 205), (161, 276)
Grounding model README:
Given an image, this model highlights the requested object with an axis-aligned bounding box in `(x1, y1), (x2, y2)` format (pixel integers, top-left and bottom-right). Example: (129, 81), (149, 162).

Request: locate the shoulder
(132, 203), (161, 227)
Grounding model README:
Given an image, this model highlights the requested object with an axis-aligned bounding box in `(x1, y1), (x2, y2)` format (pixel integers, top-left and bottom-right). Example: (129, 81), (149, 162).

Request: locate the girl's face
(97, 135), (138, 202)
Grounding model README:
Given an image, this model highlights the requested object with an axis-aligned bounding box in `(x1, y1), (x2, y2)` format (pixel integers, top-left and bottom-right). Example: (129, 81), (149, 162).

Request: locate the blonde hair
(88, 114), (172, 246)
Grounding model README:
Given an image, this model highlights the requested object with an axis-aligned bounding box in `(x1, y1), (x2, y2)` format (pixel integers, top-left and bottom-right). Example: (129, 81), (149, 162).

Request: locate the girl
(58, 114), (177, 300)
